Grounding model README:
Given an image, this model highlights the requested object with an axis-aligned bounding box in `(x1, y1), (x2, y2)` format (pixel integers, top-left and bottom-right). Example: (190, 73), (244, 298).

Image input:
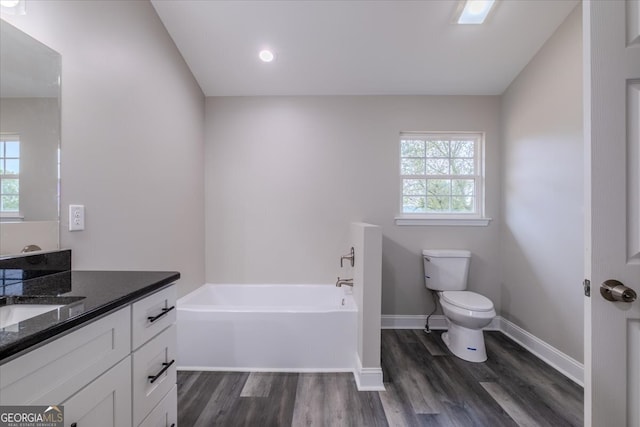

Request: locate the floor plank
(240, 372), (277, 397)
(178, 330), (583, 426)
(413, 329), (449, 357)
(192, 372), (249, 427)
(480, 381), (542, 427)
(291, 373), (326, 426)
(177, 371), (224, 427)
(379, 382), (428, 427)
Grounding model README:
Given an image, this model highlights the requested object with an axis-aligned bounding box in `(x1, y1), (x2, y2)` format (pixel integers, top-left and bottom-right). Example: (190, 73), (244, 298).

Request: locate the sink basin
(0, 304), (64, 329)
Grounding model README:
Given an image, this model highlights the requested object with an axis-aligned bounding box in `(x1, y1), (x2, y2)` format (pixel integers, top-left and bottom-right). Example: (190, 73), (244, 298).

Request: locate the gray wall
(4, 0), (206, 296)
(205, 95), (502, 316)
(500, 5), (583, 362)
(0, 98), (58, 221)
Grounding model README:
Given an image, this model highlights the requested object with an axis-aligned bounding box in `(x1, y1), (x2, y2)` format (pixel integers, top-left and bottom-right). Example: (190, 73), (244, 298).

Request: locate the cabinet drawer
(62, 356), (132, 427)
(0, 307), (130, 405)
(132, 324), (176, 426)
(132, 285), (176, 350)
(138, 384), (177, 427)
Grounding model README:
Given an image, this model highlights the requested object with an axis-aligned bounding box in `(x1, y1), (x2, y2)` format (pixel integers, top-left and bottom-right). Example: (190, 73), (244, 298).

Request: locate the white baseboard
(353, 356), (385, 391)
(497, 317), (584, 386)
(178, 358), (386, 392)
(176, 366), (354, 373)
(381, 314), (583, 386)
(381, 314), (500, 331)
(381, 314), (444, 329)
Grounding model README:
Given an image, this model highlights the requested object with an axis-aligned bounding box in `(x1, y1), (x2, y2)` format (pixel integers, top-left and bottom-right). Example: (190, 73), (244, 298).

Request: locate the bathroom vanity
(0, 250), (179, 427)
(1, 20), (178, 425)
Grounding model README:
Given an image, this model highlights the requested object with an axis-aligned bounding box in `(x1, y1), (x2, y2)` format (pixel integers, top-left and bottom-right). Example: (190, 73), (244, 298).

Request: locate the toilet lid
(441, 291), (494, 311)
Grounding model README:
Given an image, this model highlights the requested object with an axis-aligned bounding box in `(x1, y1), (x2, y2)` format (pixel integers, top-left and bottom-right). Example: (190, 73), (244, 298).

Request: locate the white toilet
(423, 249), (495, 362)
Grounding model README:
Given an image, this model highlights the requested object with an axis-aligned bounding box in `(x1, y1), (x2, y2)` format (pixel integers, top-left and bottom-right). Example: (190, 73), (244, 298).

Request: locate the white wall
(0, 221), (58, 255)
(3, 1), (206, 296)
(349, 222), (383, 390)
(205, 95), (501, 316)
(501, 5), (583, 362)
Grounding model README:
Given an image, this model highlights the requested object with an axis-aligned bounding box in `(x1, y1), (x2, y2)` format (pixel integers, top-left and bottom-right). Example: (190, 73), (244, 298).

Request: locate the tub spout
(336, 277), (354, 287)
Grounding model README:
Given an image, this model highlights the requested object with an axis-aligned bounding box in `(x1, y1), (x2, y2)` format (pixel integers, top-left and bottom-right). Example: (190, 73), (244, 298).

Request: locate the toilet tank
(422, 249), (471, 291)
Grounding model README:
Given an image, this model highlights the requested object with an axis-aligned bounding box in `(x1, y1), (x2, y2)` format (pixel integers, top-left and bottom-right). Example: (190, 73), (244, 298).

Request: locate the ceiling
(151, 0), (579, 97)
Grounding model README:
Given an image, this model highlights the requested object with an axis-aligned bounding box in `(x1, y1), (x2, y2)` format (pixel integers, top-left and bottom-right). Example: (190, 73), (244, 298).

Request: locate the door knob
(600, 280), (637, 302)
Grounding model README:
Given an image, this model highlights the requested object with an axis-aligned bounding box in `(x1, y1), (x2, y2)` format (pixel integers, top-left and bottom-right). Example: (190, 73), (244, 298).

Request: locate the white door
(584, 1), (640, 426)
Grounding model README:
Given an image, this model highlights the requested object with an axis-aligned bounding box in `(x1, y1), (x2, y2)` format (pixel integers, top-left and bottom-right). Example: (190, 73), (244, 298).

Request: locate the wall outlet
(69, 204), (85, 231)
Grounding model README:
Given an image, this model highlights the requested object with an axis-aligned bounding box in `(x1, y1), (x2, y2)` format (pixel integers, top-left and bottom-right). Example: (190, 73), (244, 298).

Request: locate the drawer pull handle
(148, 359), (175, 384)
(170, 424), (175, 427)
(71, 424), (77, 427)
(147, 306), (175, 323)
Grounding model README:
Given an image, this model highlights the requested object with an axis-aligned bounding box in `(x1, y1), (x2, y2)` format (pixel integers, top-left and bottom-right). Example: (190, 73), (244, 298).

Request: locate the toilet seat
(440, 291), (493, 312)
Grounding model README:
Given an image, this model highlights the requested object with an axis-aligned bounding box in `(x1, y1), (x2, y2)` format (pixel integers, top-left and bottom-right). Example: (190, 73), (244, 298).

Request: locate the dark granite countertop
(0, 269), (180, 364)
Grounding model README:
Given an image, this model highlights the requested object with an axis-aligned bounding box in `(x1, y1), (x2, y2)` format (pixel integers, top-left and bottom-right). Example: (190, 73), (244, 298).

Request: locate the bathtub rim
(177, 283), (358, 313)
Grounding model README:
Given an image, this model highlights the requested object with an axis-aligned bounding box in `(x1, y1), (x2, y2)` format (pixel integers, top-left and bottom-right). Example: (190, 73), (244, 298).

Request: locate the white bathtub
(177, 284), (357, 372)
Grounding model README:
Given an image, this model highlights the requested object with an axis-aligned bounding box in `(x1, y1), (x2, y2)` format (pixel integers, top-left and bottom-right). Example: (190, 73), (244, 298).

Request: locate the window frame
(0, 134), (21, 219)
(395, 131), (491, 226)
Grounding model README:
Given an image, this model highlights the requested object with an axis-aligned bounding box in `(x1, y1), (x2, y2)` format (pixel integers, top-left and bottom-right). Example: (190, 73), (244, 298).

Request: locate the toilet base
(441, 322), (487, 363)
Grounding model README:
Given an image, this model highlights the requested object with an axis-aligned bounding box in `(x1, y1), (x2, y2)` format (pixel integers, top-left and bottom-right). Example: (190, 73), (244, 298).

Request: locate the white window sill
(395, 216), (492, 227)
(0, 212), (24, 221)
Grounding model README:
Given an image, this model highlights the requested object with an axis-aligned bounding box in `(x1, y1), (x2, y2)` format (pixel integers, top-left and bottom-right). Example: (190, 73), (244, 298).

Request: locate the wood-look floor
(177, 330), (583, 426)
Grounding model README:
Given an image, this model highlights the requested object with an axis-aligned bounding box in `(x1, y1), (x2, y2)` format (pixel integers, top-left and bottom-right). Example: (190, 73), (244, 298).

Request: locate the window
(0, 135), (20, 215)
(397, 132), (490, 226)
(0, 269), (23, 296)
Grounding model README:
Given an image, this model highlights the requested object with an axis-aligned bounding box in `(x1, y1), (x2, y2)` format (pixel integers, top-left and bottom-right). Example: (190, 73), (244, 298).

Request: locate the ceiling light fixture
(0, 0), (26, 15)
(259, 50), (274, 63)
(455, 0), (495, 25)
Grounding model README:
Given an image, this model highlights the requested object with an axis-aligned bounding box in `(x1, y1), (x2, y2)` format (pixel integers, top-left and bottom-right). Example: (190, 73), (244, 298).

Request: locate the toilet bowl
(438, 291), (495, 362)
(423, 249), (496, 363)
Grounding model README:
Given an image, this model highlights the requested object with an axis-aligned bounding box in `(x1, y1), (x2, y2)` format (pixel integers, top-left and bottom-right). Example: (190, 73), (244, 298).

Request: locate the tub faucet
(336, 277), (354, 287)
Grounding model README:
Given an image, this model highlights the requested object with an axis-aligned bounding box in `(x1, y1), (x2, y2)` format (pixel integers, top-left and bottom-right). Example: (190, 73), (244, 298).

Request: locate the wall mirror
(0, 19), (61, 256)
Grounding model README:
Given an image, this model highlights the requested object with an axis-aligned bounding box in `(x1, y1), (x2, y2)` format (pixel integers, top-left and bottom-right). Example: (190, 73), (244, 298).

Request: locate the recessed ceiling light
(259, 50), (274, 63)
(455, 0), (496, 25)
(0, 0), (26, 14)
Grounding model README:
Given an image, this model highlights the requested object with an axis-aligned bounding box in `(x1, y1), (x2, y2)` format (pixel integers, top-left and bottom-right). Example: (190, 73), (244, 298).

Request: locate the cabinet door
(138, 385), (177, 427)
(62, 357), (132, 427)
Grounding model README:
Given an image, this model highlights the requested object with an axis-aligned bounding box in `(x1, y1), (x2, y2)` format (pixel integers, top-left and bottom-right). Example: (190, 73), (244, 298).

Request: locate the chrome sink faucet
(336, 277), (354, 287)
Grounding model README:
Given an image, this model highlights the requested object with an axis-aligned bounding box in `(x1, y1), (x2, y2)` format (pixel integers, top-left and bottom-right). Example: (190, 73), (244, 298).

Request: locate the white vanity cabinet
(0, 284), (177, 427)
(0, 306), (131, 407)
